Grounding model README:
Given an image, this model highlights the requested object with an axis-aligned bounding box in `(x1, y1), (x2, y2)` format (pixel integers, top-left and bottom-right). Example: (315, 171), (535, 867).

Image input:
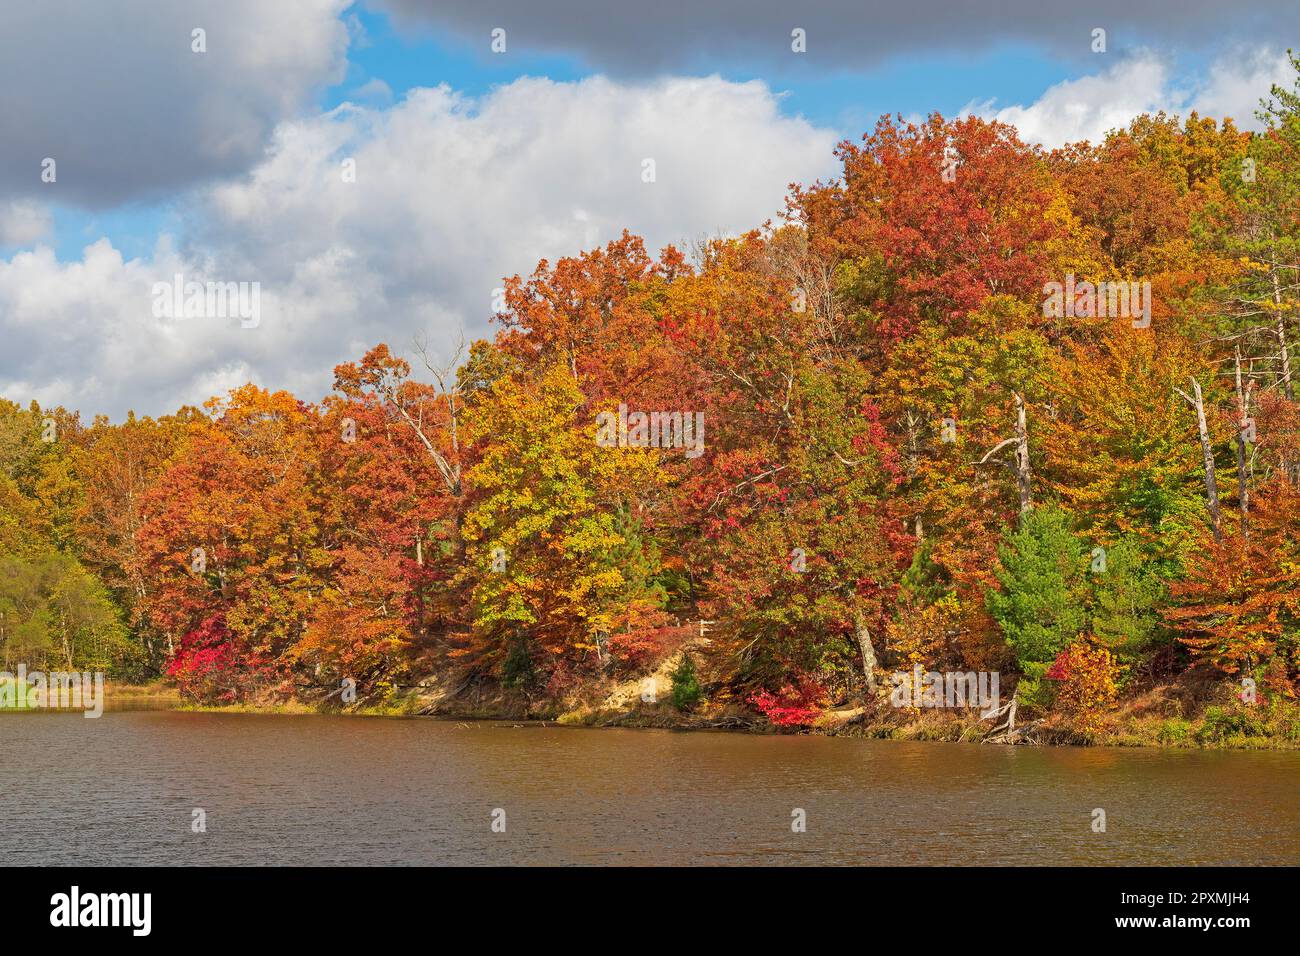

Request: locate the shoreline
(61, 681), (1300, 752)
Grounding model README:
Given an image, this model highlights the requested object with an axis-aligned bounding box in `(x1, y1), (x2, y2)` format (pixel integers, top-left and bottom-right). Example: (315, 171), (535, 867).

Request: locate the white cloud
(966, 47), (1296, 148)
(966, 54), (1176, 147)
(0, 201), (51, 246)
(1192, 47), (1296, 123)
(1, 75), (839, 418)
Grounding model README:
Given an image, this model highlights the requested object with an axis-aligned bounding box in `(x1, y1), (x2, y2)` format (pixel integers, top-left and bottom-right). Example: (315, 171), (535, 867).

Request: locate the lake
(2, 712), (1297, 865)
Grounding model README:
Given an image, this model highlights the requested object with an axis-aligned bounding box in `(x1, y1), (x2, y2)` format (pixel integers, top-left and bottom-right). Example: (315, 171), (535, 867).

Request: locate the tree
(1090, 537), (1169, 667)
(793, 114), (1064, 340)
(669, 653), (702, 710)
(72, 410), (190, 670)
(457, 361), (667, 689)
(135, 386), (329, 700)
(1166, 483), (1300, 692)
(988, 507), (1090, 671)
(1045, 640), (1122, 734)
(1040, 327), (1212, 568)
(0, 550), (129, 672)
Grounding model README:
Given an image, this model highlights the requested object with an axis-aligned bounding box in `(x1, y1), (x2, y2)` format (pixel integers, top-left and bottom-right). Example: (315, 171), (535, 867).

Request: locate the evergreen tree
(987, 507), (1090, 669)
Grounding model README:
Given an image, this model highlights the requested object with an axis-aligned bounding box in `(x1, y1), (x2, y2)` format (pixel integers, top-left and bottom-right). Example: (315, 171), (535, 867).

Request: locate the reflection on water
(2, 712), (1296, 865)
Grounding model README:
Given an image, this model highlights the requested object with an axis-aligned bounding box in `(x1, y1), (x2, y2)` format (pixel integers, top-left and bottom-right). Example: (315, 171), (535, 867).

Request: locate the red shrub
(167, 614), (271, 703)
(749, 677), (828, 727)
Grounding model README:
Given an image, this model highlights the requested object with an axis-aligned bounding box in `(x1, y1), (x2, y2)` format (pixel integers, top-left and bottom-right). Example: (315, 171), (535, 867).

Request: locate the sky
(0, 0), (1297, 419)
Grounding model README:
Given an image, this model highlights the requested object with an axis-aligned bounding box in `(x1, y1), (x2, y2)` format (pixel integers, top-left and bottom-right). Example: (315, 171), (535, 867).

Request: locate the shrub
(669, 653), (702, 710)
(1045, 640), (1121, 734)
(167, 614), (272, 703)
(607, 622), (693, 675)
(501, 635), (537, 690)
(1156, 718), (1192, 745)
(749, 677), (827, 727)
(1196, 704), (1268, 744)
(1012, 661), (1054, 711)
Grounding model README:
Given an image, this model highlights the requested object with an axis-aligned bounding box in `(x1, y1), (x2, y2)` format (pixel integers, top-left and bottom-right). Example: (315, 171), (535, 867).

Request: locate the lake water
(2, 712), (1297, 865)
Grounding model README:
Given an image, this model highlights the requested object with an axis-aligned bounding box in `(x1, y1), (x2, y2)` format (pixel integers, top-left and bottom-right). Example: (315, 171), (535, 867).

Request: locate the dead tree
(1174, 377), (1223, 543)
(411, 331), (465, 495)
(977, 391), (1033, 517)
(853, 606), (878, 694)
(1233, 347), (1255, 539)
(1271, 260), (1294, 401)
(1208, 326), (1288, 483)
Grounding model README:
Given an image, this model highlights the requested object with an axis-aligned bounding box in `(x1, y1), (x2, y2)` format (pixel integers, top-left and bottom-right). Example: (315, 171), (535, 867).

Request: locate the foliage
(1089, 537), (1170, 666)
(987, 508), (1089, 669)
(669, 653), (702, 710)
(1044, 640), (1122, 734)
(749, 677), (828, 727)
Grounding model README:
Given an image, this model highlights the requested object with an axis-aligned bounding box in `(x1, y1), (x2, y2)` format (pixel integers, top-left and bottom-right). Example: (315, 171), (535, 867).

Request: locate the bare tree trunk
(1234, 348), (1253, 539)
(61, 610), (73, 670)
(1180, 378), (1223, 543)
(1274, 267), (1294, 401)
(1013, 391), (1032, 516)
(975, 394), (1033, 519)
(854, 608), (877, 694)
(905, 411), (919, 478)
(1274, 263), (1300, 484)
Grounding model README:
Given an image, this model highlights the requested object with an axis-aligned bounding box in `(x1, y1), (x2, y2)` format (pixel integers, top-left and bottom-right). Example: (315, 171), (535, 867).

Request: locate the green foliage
(0, 550), (130, 671)
(1156, 718), (1193, 745)
(897, 537), (949, 606)
(1196, 704), (1270, 744)
(1258, 49), (1300, 133)
(607, 505), (673, 610)
(1090, 537), (1169, 666)
(501, 634), (537, 691)
(1013, 662), (1055, 710)
(987, 507), (1089, 668)
(669, 653), (702, 710)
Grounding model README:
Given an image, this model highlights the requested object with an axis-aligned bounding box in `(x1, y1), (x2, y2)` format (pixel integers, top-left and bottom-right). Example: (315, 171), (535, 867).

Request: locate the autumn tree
(457, 361), (668, 693)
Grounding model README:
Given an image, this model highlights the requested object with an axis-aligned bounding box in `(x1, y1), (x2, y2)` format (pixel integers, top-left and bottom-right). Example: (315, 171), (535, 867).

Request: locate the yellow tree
(458, 362), (667, 690)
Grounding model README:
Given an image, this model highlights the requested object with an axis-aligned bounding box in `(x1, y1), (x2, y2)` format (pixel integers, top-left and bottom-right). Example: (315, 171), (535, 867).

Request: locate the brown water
(2, 712), (1297, 865)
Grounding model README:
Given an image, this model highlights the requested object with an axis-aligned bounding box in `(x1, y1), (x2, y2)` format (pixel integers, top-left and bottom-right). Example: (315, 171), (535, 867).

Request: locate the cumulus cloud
(967, 55), (1178, 147)
(0, 75), (838, 419)
(1192, 46), (1297, 122)
(967, 47), (1297, 147)
(0, 0), (350, 207)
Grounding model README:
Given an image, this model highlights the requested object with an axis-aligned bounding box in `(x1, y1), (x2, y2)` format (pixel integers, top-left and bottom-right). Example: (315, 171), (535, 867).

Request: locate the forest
(3, 55), (1300, 744)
